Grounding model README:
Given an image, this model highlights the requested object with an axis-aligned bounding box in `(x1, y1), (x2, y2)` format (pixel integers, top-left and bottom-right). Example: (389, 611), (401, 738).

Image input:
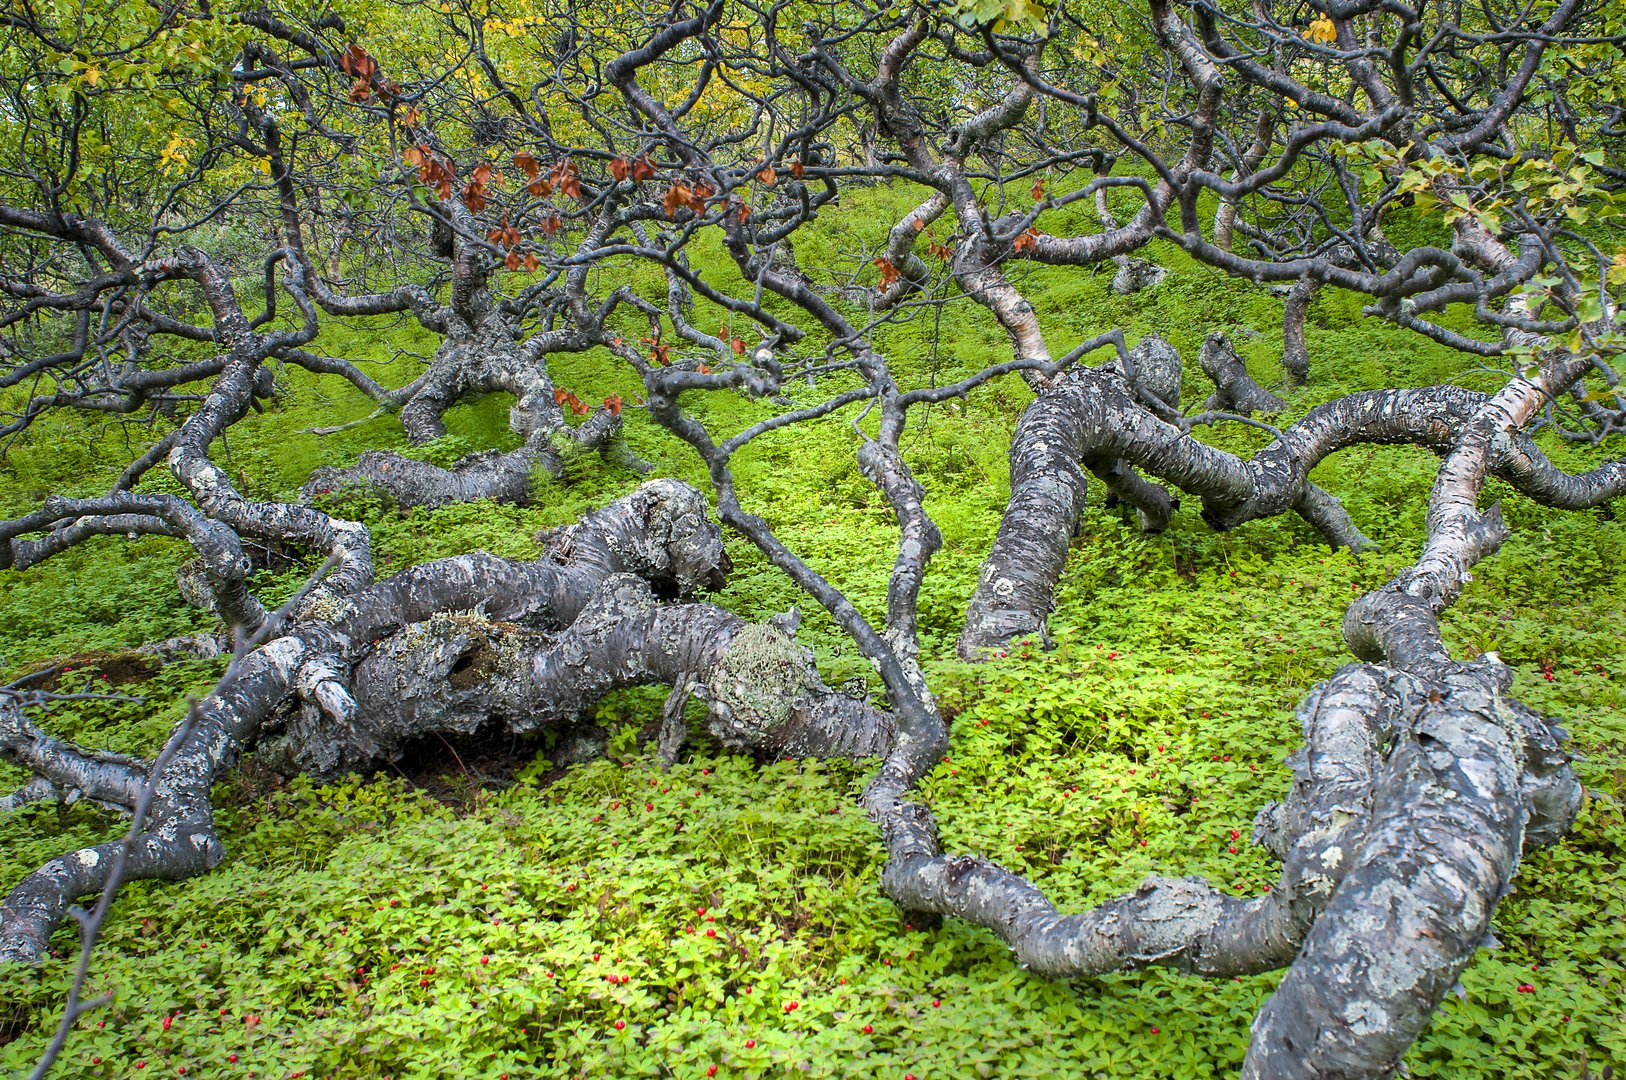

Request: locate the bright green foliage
(1, 184), (1623, 1077)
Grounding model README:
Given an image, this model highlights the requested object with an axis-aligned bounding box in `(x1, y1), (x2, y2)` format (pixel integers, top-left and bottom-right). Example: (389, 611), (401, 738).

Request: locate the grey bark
(0, 481), (886, 962)
(1282, 278), (1317, 385)
(960, 372), (1626, 659)
(304, 309), (646, 509)
(1200, 333), (1287, 415)
(878, 662), (1578, 984)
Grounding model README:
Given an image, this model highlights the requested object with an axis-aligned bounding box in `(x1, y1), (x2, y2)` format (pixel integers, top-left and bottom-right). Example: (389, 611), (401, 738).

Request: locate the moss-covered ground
(2, 185), (1622, 1078)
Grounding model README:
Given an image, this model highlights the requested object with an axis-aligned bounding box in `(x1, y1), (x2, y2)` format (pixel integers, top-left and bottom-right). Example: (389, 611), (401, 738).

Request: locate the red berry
(614, 1020), (626, 1030)
(863, 1025), (873, 1034)
(1150, 1027), (1160, 1034)
(228, 1056), (237, 1064)
(1229, 846), (1238, 854)
(707, 1069), (717, 1078)
(744, 1039), (756, 1049)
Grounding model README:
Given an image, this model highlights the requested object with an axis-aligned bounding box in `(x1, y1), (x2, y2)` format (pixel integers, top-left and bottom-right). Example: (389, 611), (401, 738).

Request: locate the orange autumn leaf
(416, 154), (452, 189)
(731, 337), (746, 355)
(548, 158), (581, 200)
(1013, 228), (1041, 255)
(339, 44), (376, 80)
(487, 213), (520, 246)
(523, 252), (539, 272)
(664, 182), (693, 219)
(526, 177), (553, 198)
(631, 155), (658, 182)
(756, 164), (777, 187)
(790, 161), (805, 179)
(641, 336), (672, 365)
(1030, 176), (1046, 201)
(513, 151), (540, 180)
(603, 394), (623, 416)
(609, 157), (632, 182)
(504, 249), (521, 271)
(873, 256), (900, 289)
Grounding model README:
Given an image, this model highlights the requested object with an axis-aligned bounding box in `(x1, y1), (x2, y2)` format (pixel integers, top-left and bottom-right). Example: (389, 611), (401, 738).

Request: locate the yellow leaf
(1305, 16), (1336, 45)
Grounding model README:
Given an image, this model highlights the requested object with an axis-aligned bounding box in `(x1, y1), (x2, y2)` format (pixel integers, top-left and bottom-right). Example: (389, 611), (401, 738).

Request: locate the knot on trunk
(703, 621), (895, 759)
(704, 622), (813, 748)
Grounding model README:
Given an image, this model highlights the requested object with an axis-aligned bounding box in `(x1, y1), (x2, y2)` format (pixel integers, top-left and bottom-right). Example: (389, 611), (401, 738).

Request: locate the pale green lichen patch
(296, 586), (354, 625)
(704, 622), (810, 741)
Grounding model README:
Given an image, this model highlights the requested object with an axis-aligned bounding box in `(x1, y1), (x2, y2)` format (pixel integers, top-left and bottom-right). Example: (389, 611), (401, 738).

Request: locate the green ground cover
(2, 185), (1621, 1078)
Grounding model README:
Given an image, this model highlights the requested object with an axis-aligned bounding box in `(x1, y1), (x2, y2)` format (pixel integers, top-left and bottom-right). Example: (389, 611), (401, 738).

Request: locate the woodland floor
(1, 185), (1622, 1078)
